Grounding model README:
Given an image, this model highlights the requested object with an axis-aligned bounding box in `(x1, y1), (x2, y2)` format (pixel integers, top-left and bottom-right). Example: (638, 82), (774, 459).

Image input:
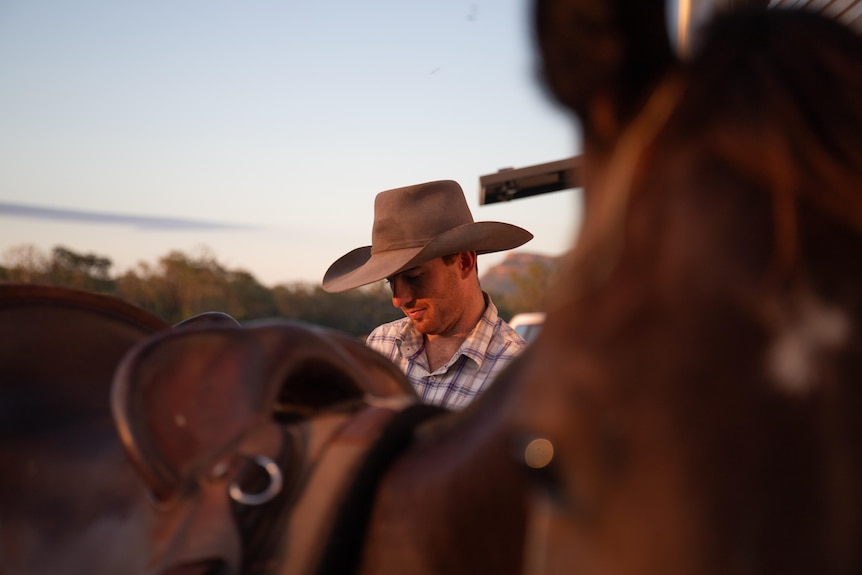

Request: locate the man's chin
(407, 316), (435, 335)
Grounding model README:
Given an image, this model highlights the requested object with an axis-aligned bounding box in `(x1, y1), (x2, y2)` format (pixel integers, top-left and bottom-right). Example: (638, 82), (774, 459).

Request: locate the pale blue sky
(0, 0), (582, 286)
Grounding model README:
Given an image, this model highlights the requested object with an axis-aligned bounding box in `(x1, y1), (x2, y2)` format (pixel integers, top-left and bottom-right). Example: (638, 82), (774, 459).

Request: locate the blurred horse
(508, 1), (862, 574)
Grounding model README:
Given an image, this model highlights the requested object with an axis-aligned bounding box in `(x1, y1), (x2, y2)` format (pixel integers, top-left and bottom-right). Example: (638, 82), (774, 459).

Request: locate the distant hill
(480, 252), (560, 297)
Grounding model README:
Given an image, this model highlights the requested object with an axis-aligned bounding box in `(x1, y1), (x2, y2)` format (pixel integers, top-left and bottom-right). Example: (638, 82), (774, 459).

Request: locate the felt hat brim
(322, 221), (532, 293)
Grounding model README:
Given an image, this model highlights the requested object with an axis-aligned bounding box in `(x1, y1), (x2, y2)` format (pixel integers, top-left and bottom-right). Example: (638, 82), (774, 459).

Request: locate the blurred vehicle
(508, 312), (545, 344)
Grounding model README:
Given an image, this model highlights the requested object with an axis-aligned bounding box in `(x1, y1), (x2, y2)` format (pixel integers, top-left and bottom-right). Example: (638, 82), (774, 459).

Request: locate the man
(322, 179), (533, 410)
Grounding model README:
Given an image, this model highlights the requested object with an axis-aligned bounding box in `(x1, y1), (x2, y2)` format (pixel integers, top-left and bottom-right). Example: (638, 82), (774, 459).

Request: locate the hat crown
(371, 181), (473, 254)
(321, 179), (532, 293)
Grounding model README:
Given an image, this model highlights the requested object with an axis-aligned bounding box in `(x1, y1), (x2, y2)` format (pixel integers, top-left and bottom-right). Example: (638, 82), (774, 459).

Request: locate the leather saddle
(111, 319), (423, 575)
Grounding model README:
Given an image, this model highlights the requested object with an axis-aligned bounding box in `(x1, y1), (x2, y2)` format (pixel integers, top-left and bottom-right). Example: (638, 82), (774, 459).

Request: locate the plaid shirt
(365, 294), (526, 410)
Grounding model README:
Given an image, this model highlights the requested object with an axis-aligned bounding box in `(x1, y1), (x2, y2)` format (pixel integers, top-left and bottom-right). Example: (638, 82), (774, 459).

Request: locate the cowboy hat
(322, 180), (533, 293)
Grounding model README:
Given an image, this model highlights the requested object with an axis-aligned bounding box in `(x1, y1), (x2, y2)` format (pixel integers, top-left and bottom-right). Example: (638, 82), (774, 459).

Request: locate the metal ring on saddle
(228, 455), (284, 506)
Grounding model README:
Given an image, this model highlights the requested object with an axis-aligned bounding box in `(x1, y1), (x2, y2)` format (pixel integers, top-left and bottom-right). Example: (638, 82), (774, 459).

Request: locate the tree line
(0, 245), (551, 336)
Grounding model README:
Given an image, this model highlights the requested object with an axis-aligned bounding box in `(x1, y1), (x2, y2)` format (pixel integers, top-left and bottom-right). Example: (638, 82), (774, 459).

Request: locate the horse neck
(356, 384), (529, 575)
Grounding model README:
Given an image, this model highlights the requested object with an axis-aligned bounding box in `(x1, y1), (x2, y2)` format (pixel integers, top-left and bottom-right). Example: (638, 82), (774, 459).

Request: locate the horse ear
(534, 0), (675, 148)
(111, 322), (416, 500)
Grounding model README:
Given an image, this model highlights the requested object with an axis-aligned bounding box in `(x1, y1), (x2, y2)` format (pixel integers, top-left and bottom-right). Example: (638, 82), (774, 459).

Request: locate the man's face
(386, 256), (467, 336)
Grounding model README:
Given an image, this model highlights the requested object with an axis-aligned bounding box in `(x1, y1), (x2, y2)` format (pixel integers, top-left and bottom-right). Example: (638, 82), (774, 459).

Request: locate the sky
(0, 0), (584, 287)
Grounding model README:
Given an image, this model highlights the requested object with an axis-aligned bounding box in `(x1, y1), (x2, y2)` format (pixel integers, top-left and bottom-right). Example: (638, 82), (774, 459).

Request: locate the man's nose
(390, 278), (414, 308)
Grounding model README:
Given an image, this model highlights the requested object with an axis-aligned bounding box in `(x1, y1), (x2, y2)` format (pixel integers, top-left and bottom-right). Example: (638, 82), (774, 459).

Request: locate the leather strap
(276, 404), (409, 575)
(315, 403), (450, 575)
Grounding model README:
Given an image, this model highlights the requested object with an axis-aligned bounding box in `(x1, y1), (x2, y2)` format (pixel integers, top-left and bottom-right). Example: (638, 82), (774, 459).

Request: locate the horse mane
(687, 10), (862, 272)
(547, 8), (862, 308)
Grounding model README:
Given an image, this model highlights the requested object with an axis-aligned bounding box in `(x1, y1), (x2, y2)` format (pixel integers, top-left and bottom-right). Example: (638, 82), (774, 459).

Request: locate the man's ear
(458, 251), (478, 277)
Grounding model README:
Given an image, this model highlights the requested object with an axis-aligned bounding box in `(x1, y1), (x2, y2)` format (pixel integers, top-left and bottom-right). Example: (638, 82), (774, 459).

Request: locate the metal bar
(478, 157), (581, 205)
